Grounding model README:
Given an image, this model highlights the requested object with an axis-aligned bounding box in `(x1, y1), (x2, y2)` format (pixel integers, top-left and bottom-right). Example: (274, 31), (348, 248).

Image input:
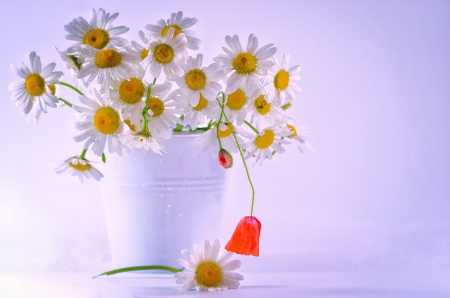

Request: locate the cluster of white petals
(8, 8), (309, 182)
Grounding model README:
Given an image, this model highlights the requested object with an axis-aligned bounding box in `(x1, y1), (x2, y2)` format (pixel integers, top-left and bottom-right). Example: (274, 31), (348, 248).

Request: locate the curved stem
(59, 81), (84, 96)
(244, 120), (259, 134)
(92, 265), (183, 278)
(217, 92), (256, 216)
(57, 97), (73, 108)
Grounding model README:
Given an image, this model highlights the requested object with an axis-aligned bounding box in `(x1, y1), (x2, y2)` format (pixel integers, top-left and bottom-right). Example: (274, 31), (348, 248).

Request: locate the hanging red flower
(225, 216), (261, 256)
(218, 148), (233, 168)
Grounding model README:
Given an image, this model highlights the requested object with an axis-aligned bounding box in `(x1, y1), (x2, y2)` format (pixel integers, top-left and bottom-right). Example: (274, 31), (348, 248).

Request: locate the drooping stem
(244, 120), (259, 134)
(216, 102), (225, 150)
(57, 97), (73, 108)
(59, 81), (84, 96)
(217, 92), (256, 216)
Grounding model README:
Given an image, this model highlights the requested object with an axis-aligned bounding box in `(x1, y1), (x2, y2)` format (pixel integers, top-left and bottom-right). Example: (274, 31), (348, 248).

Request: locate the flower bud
(218, 149), (233, 169)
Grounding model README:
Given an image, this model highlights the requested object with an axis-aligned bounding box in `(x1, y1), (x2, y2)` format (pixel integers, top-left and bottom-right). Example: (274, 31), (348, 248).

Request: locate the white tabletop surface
(1, 269), (449, 298)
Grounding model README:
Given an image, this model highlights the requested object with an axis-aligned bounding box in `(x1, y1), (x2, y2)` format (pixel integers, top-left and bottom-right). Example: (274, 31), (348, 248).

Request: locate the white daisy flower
(286, 124), (312, 153)
(107, 67), (147, 125)
(247, 91), (290, 129)
(145, 81), (183, 136)
(145, 11), (201, 51)
(8, 51), (63, 123)
(222, 82), (250, 126)
(176, 88), (221, 130)
(123, 30), (151, 65)
(175, 239), (244, 291)
(54, 156), (103, 182)
(175, 54), (223, 107)
(64, 8), (129, 54)
(120, 129), (165, 154)
(197, 122), (244, 157)
(142, 28), (187, 78)
(242, 126), (291, 165)
(72, 89), (126, 156)
(76, 45), (137, 86)
(214, 34), (276, 96)
(265, 54), (302, 105)
(53, 46), (88, 90)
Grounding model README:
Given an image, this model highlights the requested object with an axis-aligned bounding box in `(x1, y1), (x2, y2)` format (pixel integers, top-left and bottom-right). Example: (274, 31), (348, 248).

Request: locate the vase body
(100, 133), (226, 269)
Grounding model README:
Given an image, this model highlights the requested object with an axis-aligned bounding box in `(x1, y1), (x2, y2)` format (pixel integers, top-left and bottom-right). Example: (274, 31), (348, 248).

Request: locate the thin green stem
(206, 120), (213, 130)
(57, 97), (73, 108)
(59, 81), (84, 96)
(92, 265), (183, 278)
(217, 92), (256, 216)
(216, 98), (225, 150)
(244, 120), (259, 134)
(142, 78), (157, 133)
(80, 148), (87, 159)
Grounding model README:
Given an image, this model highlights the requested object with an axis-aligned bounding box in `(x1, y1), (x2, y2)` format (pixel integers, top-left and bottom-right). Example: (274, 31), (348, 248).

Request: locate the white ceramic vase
(100, 132), (226, 269)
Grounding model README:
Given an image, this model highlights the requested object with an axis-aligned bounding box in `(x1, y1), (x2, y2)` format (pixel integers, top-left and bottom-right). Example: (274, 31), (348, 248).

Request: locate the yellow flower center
(218, 123), (234, 138)
(141, 49), (149, 60)
(147, 97), (165, 116)
(255, 129), (275, 149)
(47, 84), (56, 96)
(195, 261), (223, 288)
(153, 44), (174, 64)
(161, 25), (183, 37)
(93, 106), (120, 134)
(254, 94), (271, 115)
(274, 69), (290, 90)
(119, 78), (145, 104)
(286, 124), (297, 138)
(69, 161), (92, 172)
(232, 52), (257, 75)
(25, 74), (46, 96)
(95, 49), (122, 69)
(193, 94), (208, 111)
(185, 69), (207, 90)
(226, 88), (246, 110)
(83, 29), (110, 50)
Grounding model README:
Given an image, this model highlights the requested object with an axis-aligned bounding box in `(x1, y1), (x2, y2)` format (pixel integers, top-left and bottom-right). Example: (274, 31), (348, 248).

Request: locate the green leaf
(92, 265), (184, 278)
(102, 153), (106, 163)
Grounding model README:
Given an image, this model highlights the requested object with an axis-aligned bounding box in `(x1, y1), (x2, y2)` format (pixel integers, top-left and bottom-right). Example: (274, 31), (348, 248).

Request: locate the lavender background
(0, 0), (449, 283)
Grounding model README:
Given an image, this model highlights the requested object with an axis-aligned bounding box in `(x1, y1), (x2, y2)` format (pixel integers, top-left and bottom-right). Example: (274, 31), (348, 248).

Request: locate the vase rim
(171, 131), (205, 137)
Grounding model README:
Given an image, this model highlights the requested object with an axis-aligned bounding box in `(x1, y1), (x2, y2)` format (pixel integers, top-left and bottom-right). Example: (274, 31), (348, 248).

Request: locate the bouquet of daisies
(8, 9), (310, 287)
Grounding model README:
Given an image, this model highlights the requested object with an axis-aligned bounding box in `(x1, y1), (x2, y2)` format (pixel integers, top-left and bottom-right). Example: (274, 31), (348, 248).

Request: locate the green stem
(59, 81), (84, 96)
(216, 98), (225, 150)
(217, 92), (256, 216)
(92, 265), (183, 278)
(57, 97), (73, 108)
(80, 148), (87, 159)
(244, 120), (259, 134)
(206, 120), (213, 130)
(142, 78), (157, 132)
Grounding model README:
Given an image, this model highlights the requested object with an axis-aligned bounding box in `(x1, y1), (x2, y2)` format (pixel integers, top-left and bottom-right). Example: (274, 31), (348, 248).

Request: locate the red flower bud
(218, 149), (233, 169)
(225, 216), (261, 256)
